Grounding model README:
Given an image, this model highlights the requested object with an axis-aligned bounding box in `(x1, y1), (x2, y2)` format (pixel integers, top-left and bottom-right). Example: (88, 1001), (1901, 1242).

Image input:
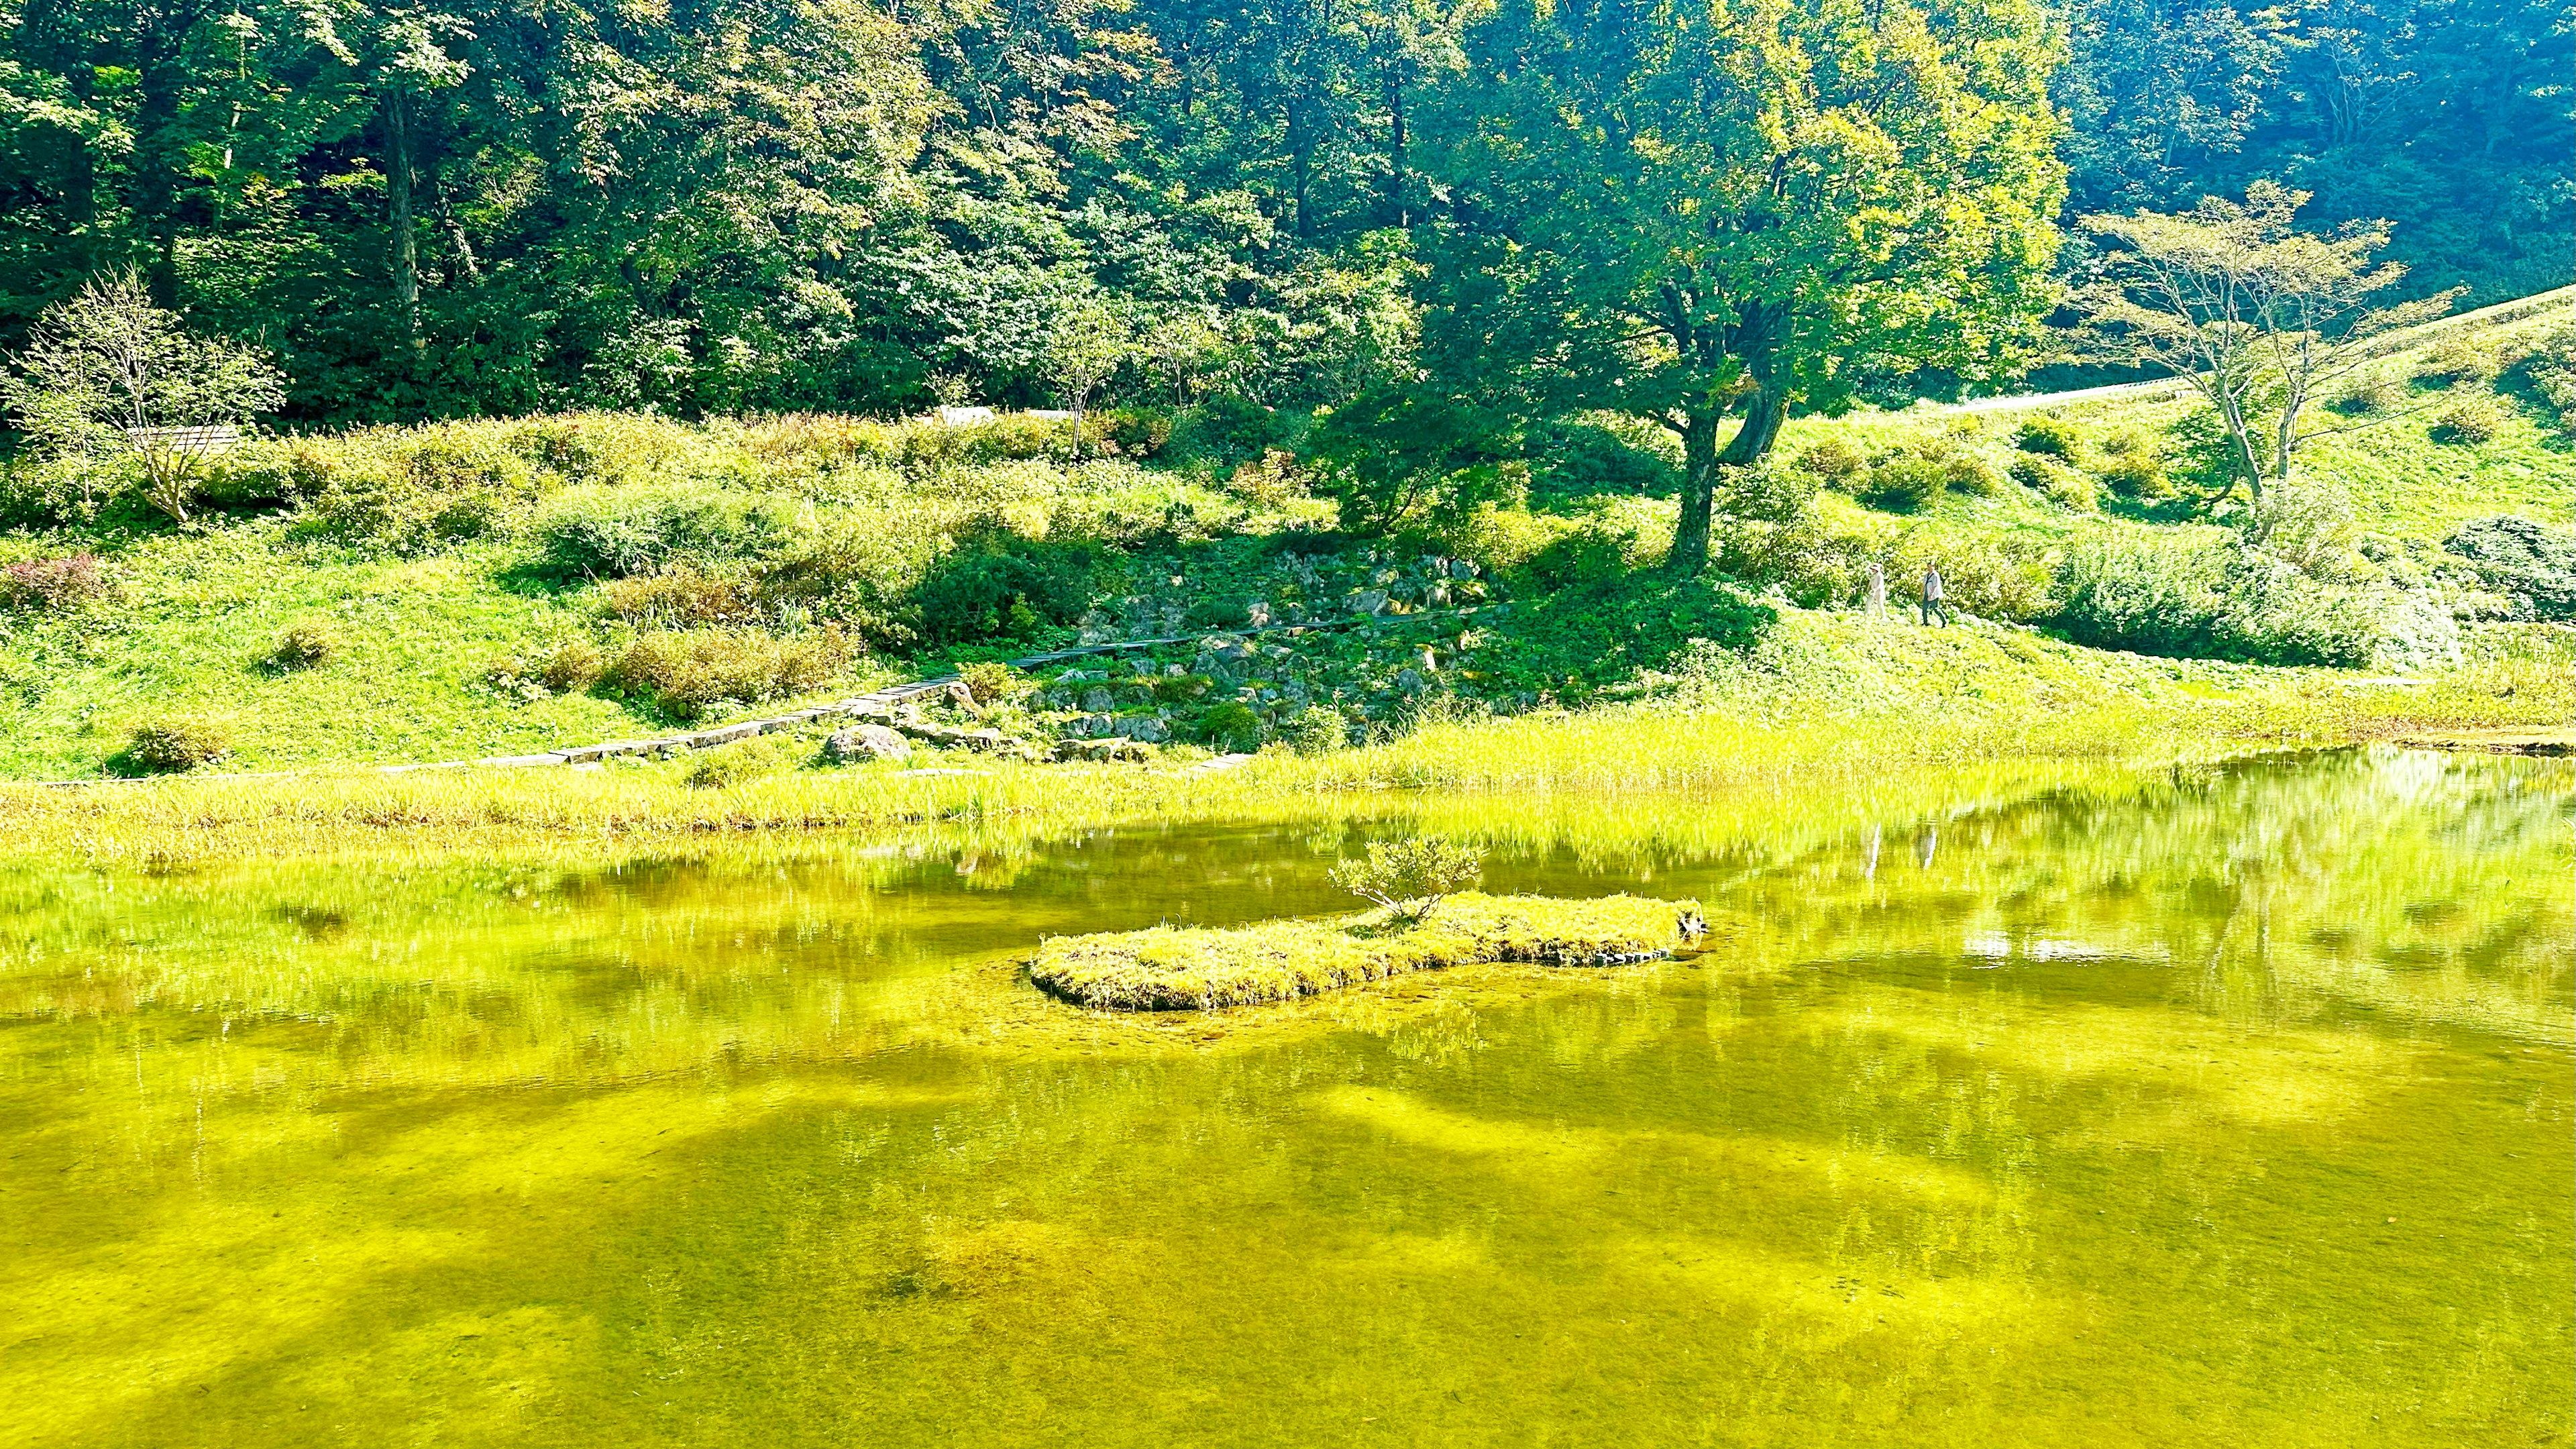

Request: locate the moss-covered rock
(1028, 892), (1707, 1010)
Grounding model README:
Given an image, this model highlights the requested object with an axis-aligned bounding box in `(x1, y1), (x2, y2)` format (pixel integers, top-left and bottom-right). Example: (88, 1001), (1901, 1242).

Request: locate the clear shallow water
(1, 750), (2569, 1447)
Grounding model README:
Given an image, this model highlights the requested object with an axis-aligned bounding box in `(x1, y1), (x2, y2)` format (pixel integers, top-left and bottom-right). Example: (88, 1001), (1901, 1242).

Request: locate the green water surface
(2, 749), (2569, 1446)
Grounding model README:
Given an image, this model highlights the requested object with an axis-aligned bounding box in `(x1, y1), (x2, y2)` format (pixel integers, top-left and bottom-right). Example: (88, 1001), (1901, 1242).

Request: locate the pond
(2, 749), (2568, 1447)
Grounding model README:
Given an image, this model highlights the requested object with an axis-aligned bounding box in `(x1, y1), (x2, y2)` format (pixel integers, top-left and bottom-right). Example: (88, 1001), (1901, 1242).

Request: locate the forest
(2, 0), (2567, 427)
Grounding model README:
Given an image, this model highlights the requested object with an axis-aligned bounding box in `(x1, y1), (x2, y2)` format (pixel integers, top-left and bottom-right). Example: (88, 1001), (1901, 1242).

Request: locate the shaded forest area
(1, 0), (2568, 423)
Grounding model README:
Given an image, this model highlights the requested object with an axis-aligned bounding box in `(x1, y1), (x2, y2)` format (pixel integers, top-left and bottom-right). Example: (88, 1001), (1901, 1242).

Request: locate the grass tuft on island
(1029, 892), (1706, 1010)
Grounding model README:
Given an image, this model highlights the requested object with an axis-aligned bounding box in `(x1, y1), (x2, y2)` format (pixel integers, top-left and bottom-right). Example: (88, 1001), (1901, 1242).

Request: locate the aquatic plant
(1328, 838), (1485, 918)
(1028, 891), (1703, 1010)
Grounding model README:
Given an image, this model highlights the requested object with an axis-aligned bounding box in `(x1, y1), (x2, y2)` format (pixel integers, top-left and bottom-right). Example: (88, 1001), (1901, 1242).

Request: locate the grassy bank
(1030, 892), (1702, 1009)
(1, 294), (2570, 781)
(0, 606), (2561, 863)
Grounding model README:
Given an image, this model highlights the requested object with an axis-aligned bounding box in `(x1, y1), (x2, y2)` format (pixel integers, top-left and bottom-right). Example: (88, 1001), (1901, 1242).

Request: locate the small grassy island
(1030, 892), (1707, 1010)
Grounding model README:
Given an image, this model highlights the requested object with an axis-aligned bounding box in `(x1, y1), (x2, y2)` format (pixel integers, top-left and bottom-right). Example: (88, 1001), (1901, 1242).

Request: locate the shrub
(1531, 417), (1681, 496)
(2008, 453), (2094, 508)
(264, 622), (337, 671)
(1939, 452), (2008, 497)
(1283, 704), (1351, 755)
(600, 629), (847, 722)
(2251, 478), (2359, 580)
(538, 641), (608, 693)
(1794, 437), (1868, 486)
(0, 553), (109, 611)
(120, 717), (233, 774)
(2430, 396), (2506, 445)
(1329, 839), (1485, 917)
(2333, 372), (2407, 417)
(1886, 535), (2056, 621)
(536, 482), (798, 578)
(1479, 572), (1773, 696)
(1860, 455), (1945, 513)
(2049, 529), (2377, 665)
(1196, 700), (1264, 752)
(910, 532), (1102, 646)
(2014, 414), (2084, 460)
(2445, 516), (2576, 621)
(2094, 445), (2170, 499)
(959, 659), (1018, 704)
(598, 567), (757, 627)
(2510, 322), (2576, 429)
(684, 736), (793, 788)
(1173, 393), (1283, 462)
(2416, 335), (2500, 388)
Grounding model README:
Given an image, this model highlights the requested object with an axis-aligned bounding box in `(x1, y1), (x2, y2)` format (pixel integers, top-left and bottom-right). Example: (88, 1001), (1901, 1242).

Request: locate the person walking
(1919, 563), (1951, 627)
(1864, 561), (1887, 616)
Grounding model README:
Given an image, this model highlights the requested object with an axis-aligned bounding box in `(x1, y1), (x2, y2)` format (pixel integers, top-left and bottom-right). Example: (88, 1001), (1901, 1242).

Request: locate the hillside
(0, 297), (2569, 784)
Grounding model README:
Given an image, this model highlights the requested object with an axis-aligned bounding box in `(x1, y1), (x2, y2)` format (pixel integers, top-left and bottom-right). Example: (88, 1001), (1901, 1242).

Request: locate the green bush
(2049, 530), (2376, 665)
(598, 567), (757, 627)
(1282, 704), (1352, 755)
(2415, 335), (2500, 387)
(1529, 417), (1680, 496)
(959, 660), (1018, 704)
(2508, 322), (2576, 429)
(2445, 516), (2576, 621)
(1886, 535), (2055, 621)
(1860, 455), (1946, 513)
(2010, 453), (2095, 509)
(2333, 372), (2407, 417)
(684, 736), (793, 788)
(264, 622), (338, 671)
(536, 482), (798, 578)
(1196, 700), (1264, 752)
(1794, 438), (1869, 486)
(1329, 839), (1485, 916)
(2430, 396), (2506, 445)
(119, 717), (233, 774)
(600, 629), (847, 722)
(2013, 414), (2084, 460)
(910, 532), (1102, 647)
(538, 641), (608, 693)
(2094, 445), (2170, 499)
(1481, 572), (1774, 696)
(1173, 393), (1283, 462)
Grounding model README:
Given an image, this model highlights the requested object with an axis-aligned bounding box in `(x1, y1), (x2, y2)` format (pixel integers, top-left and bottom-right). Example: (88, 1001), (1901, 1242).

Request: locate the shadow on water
(0, 749), (2567, 1447)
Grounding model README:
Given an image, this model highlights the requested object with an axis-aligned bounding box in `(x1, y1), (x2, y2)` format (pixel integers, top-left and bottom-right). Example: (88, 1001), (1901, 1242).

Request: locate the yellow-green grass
(1029, 892), (1702, 1010)
(0, 608), (2562, 863)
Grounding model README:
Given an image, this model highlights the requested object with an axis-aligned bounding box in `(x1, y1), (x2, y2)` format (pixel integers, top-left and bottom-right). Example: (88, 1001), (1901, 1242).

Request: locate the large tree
(1419, 0), (2068, 573)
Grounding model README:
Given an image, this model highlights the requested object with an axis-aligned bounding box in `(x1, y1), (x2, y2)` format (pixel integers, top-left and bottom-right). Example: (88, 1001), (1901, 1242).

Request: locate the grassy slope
(0, 297), (2567, 783)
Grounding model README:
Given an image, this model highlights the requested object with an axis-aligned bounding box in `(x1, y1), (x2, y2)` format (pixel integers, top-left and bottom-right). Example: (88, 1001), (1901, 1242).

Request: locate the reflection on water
(1, 749), (2568, 1447)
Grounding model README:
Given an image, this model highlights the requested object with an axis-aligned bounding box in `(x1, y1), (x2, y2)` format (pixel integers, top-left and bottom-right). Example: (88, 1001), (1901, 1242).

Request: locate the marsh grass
(0, 610), (2563, 863)
(1029, 892), (1701, 1010)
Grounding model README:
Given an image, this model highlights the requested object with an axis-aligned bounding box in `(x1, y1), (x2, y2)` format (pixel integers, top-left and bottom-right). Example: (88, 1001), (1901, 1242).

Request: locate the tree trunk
(1668, 407), (1722, 576)
(1718, 380), (1787, 466)
(385, 88), (421, 348)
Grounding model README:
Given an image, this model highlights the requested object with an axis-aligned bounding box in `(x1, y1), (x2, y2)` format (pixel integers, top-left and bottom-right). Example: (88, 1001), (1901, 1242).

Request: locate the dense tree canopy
(0, 0), (2564, 423)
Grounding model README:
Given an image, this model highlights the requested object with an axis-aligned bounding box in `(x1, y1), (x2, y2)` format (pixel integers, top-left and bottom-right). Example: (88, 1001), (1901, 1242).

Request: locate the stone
(1351, 589), (1389, 616)
(1081, 687), (1114, 712)
(1450, 558), (1480, 580)
(824, 724), (910, 763)
(1393, 667), (1428, 695)
(1426, 582), (1452, 608)
(943, 681), (979, 712)
(1114, 715), (1171, 743)
(960, 729), (1006, 751)
(1245, 599), (1272, 627)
